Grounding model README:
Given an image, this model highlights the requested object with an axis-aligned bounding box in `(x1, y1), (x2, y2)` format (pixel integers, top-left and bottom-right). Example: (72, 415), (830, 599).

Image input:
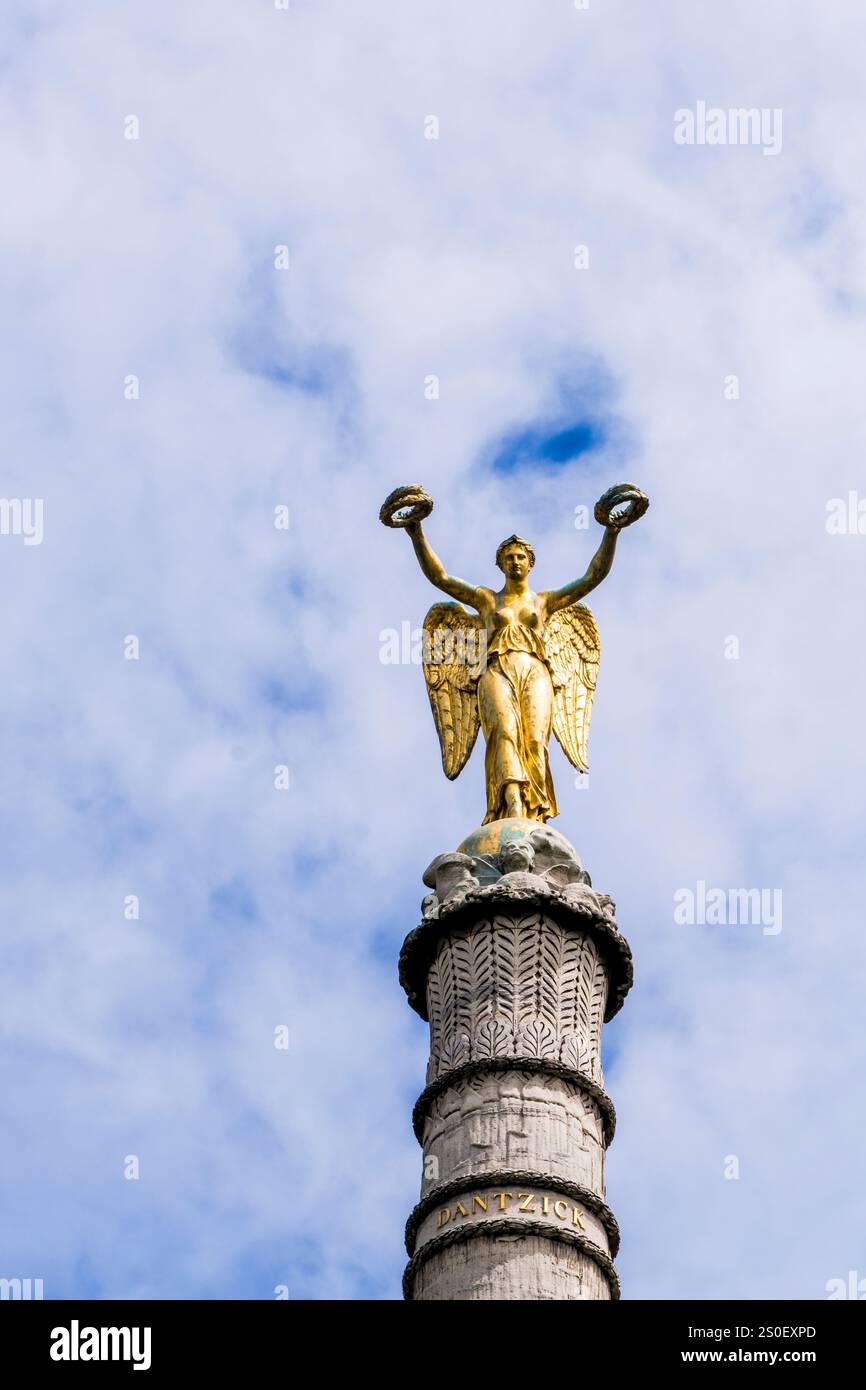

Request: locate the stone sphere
(457, 817), (537, 857)
(457, 818), (581, 872)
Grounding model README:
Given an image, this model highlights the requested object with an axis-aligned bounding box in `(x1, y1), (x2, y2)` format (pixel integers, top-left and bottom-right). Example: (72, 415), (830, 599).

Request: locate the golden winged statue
(380, 482), (648, 825)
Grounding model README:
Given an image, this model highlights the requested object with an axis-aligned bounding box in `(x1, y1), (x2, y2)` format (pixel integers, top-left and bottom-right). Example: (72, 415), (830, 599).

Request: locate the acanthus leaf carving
(438, 1032), (469, 1075)
(518, 1018), (557, 1060)
(472, 1016), (513, 1060)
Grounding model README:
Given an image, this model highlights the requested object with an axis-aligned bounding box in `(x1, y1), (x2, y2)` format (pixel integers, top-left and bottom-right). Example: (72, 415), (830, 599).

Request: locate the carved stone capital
(400, 894), (633, 1024)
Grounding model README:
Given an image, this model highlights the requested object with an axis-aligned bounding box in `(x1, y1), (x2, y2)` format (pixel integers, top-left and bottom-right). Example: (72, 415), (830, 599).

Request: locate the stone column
(399, 819), (632, 1301)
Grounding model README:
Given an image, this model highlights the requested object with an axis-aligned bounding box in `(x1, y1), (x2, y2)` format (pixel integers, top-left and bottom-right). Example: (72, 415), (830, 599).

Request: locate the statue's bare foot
(503, 783), (524, 818)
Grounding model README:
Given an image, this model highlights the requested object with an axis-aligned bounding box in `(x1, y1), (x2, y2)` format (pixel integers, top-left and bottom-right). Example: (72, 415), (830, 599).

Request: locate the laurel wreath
(379, 484), (434, 528)
(594, 483), (649, 530)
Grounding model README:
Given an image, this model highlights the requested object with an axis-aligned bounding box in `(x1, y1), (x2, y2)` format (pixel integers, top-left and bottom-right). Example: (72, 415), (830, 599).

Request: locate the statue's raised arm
(543, 483), (649, 616)
(379, 484), (489, 611)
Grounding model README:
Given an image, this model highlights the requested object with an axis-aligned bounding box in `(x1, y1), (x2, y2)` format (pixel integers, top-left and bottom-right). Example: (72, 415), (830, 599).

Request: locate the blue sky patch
(490, 419), (604, 474)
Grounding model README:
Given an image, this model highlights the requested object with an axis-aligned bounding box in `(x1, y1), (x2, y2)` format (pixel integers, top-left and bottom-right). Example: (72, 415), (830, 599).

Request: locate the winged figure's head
(495, 535), (536, 580)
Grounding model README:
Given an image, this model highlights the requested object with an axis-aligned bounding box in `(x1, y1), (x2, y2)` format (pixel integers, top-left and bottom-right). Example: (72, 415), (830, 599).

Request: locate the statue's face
(501, 843), (534, 873)
(500, 545), (531, 580)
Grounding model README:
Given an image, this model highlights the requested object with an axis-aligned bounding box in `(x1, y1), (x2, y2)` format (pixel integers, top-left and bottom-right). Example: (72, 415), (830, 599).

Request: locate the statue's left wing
(545, 604), (600, 774)
(422, 602), (484, 779)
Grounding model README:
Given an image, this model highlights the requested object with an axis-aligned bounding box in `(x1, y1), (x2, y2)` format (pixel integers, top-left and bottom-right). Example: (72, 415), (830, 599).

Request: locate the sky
(1, 0), (865, 1301)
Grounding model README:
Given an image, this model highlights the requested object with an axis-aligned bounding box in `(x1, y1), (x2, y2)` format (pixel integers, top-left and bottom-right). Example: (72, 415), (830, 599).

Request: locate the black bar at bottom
(2, 1298), (863, 1375)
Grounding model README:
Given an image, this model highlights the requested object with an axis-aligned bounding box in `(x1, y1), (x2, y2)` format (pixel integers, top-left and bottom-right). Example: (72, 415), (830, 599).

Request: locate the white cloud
(0, 0), (864, 1298)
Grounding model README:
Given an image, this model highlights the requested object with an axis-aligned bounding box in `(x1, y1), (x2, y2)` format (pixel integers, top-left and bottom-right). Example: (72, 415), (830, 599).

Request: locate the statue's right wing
(545, 603), (600, 774)
(422, 603), (484, 779)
